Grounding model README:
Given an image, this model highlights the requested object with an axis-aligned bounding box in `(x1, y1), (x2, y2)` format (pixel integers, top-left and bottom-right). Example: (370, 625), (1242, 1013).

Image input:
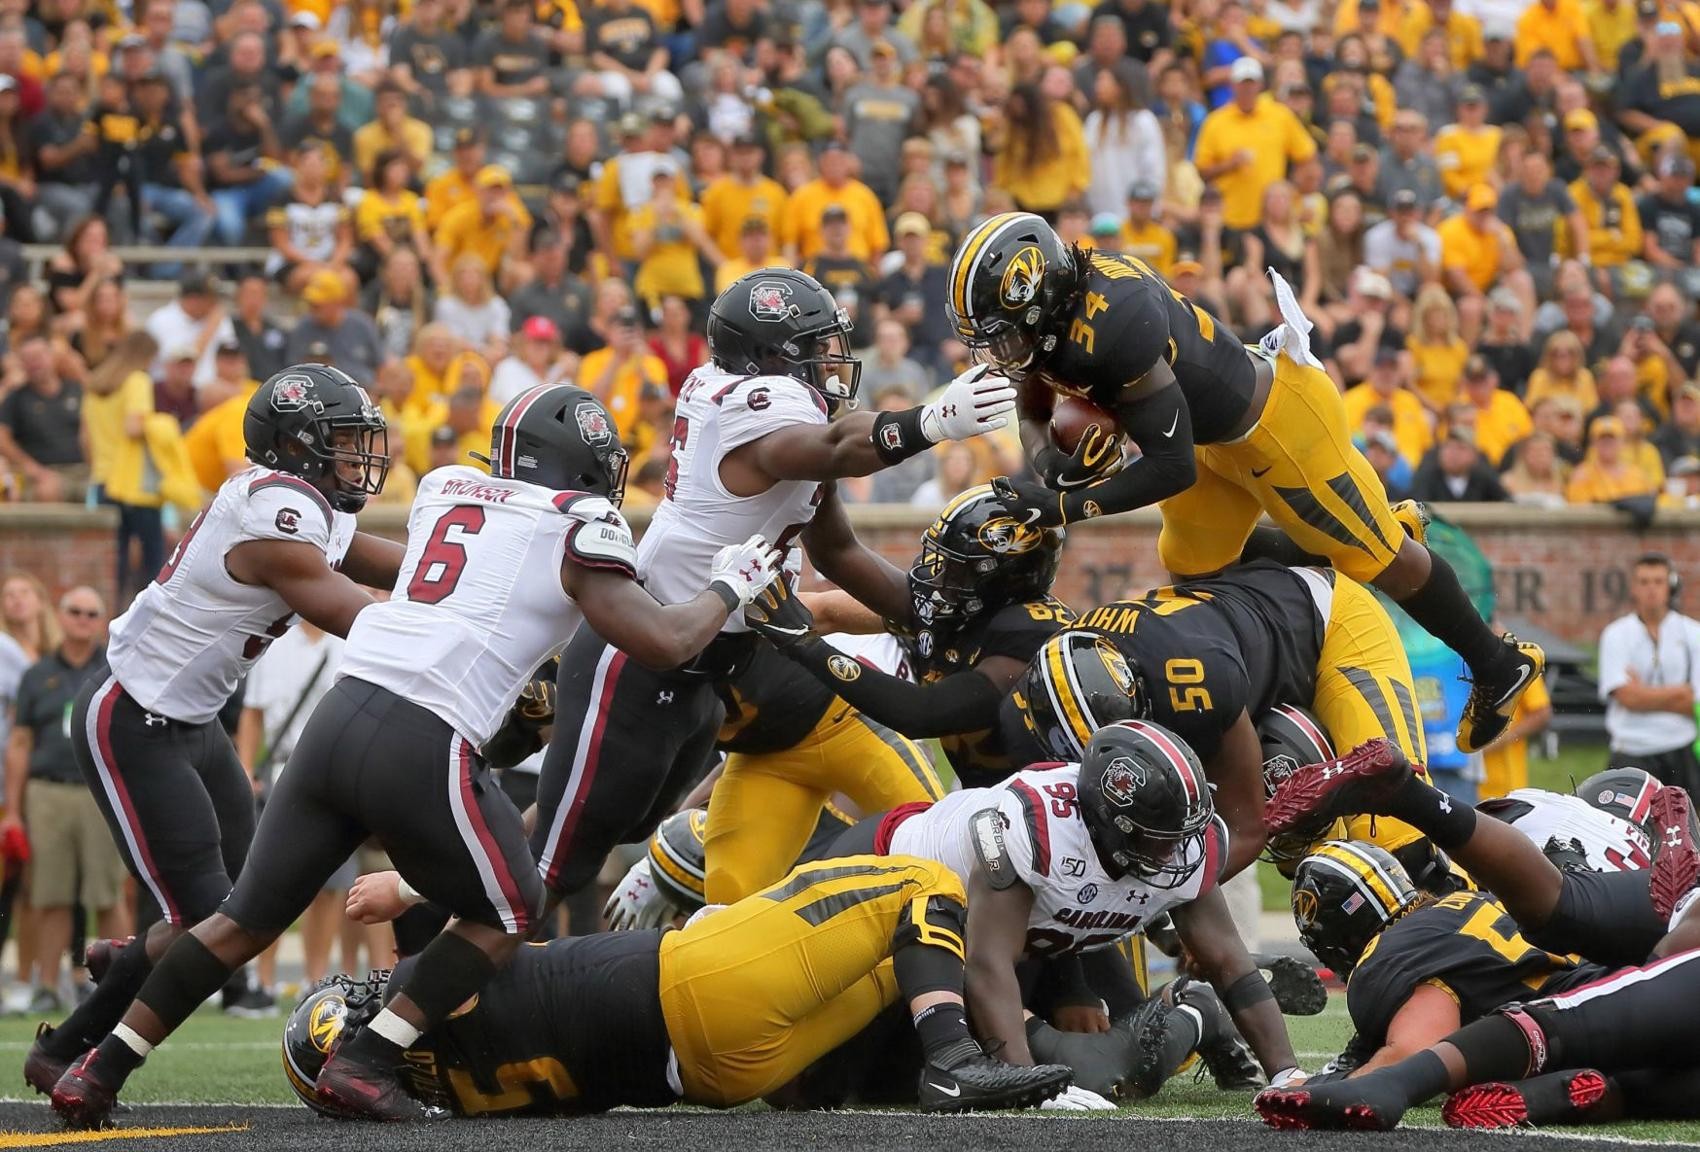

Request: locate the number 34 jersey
(107, 466), (357, 725)
(637, 365), (825, 633)
(886, 764), (1227, 955)
(339, 465), (637, 748)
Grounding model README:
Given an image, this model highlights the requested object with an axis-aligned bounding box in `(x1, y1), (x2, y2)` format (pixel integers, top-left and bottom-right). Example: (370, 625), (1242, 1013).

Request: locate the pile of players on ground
(20, 214), (1700, 1132)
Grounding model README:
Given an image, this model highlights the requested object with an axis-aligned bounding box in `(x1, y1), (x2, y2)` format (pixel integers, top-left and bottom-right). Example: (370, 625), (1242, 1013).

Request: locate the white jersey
(339, 466), (637, 747)
(107, 467), (357, 724)
(888, 764), (1226, 955)
(636, 364), (826, 633)
(1481, 787), (1652, 873)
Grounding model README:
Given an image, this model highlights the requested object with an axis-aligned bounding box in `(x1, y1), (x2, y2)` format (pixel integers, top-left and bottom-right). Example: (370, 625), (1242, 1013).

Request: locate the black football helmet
(1077, 719), (1214, 886)
(909, 484), (1064, 629)
(707, 268), (861, 414)
(947, 211), (1080, 371)
(1290, 841), (1419, 976)
(1577, 766), (1664, 837)
(281, 973), (390, 1114)
(244, 364), (389, 513)
(647, 807), (708, 914)
(1015, 630), (1149, 761)
(484, 383), (629, 503)
(1257, 704), (1338, 872)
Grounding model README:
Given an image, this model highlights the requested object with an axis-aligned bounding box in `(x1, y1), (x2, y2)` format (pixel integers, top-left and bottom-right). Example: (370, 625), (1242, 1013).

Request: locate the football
(1049, 396), (1118, 455)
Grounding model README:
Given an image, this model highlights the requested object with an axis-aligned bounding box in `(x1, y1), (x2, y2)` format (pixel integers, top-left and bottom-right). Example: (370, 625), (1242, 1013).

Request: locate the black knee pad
(892, 895), (968, 998)
(137, 933), (236, 1031)
(394, 931), (498, 1028)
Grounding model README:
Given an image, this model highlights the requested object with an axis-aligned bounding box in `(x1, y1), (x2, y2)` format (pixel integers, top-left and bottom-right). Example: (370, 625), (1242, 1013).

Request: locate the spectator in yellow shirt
(1515, 0), (1600, 69)
(1567, 146), (1643, 271)
(405, 323), (486, 410)
(1193, 57), (1318, 230)
(1343, 350), (1435, 468)
(441, 385), (504, 475)
(782, 142), (888, 262)
(630, 166), (722, 310)
(991, 82), (1090, 217)
(1430, 0), (1486, 67)
(423, 127), (486, 232)
(1406, 285), (1472, 412)
(578, 306), (668, 446)
(701, 133), (789, 260)
(1437, 184), (1536, 323)
(183, 343), (263, 493)
(1585, 0), (1641, 69)
(352, 80), (434, 185)
(431, 164), (532, 283)
(1119, 181), (1177, 275)
(1525, 330), (1600, 412)
(1565, 413), (1661, 502)
(1457, 355), (1534, 465)
(1432, 85), (1502, 199)
(1479, 668), (1551, 797)
(355, 149), (432, 283)
(715, 215), (791, 294)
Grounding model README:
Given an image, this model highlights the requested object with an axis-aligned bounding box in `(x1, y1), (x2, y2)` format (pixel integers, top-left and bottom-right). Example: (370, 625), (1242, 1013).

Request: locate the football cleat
(24, 1023), (74, 1097)
(1389, 499), (1430, 546)
(50, 1051), (124, 1130)
(1648, 786), (1700, 922)
(1442, 1069), (1609, 1129)
(917, 1053), (1073, 1113)
(1174, 980), (1262, 1091)
(83, 937), (133, 985)
(1255, 1077), (1410, 1131)
(1260, 954), (1328, 1016)
(1264, 739), (1414, 835)
(314, 1047), (448, 1122)
(1118, 995), (1173, 1099)
(1457, 635), (1546, 754)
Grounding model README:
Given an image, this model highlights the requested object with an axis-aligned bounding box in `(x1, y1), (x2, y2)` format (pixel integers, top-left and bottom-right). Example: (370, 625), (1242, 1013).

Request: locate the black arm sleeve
(1061, 379), (1197, 521)
(783, 635), (1005, 737)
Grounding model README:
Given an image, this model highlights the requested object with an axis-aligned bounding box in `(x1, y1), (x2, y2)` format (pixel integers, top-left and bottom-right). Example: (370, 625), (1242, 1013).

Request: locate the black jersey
(1346, 891), (1604, 1053)
(394, 932), (675, 1117)
(1074, 561), (1326, 761)
(715, 641), (838, 755)
(1036, 251), (1257, 444)
(907, 596), (1073, 786)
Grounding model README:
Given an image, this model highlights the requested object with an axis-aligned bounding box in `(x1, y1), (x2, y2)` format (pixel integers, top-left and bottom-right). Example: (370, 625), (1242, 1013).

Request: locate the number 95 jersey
(886, 764), (1228, 956)
(637, 365), (826, 632)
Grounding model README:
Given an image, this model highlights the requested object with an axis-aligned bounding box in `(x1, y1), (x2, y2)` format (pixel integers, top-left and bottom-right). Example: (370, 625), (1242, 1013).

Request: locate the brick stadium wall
(9, 503), (1697, 649)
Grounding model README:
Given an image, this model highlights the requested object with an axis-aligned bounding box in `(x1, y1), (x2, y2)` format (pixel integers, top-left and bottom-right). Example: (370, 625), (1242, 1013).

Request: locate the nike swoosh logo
(1162, 412), (1180, 438)
(765, 623), (812, 637)
(1251, 466), (1272, 478)
(1016, 509), (1044, 526)
(929, 1081), (962, 1097)
(1493, 662), (1534, 709)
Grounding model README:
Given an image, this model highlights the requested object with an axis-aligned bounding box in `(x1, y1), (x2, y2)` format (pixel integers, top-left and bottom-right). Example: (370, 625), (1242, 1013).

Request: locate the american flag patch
(1342, 893), (1365, 915)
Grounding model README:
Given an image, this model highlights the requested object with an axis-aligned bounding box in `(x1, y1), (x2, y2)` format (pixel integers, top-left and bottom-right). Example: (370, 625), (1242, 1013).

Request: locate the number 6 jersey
(339, 465), (636, 747)
(884, 764), (1227, 955)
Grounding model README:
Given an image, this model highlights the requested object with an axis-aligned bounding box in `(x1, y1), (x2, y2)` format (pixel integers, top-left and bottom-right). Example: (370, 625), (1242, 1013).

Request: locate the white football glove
(1040, 1085), (1118, 1111)
(1269, 1067), (1311, 1089)
(920, 363), (1018, 443)
(603, 857), (682, 931)
(709, 534), (782, 609)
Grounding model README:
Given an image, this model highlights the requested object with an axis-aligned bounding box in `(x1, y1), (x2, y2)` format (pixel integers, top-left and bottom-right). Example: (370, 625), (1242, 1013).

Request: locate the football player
(1264, 739), (1700, 971)
(292, 855), (1075, 1115)
(1576, 765), (1664, 836)
(806, 718), (1305, 1087)
(950, 212), (1543, 755)
(50, 385), (783, 1128)
(744, 484), (1073, 788)
(1478, 786), (1652, 874)
(1004, 561), (1447, 886)
(25, 366), (404, 1100)
(531, 269), (1017, 906)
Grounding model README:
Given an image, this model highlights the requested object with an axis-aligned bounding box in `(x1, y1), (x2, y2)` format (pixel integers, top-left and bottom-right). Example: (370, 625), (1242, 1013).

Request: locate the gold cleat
(1457, 635), (1546, 754)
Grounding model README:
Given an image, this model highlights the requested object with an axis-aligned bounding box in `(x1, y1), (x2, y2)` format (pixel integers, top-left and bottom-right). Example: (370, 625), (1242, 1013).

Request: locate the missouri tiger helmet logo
(977, 516), (1044, 554)
(1099, 643), (1136, 696)
(999, 245), (1047, 310)
(1293, 887), (1320, 929)
(308, 996), (347, 1054)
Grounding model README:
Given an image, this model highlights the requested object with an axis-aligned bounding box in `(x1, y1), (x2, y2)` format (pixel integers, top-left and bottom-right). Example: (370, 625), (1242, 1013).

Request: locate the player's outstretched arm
(1211, 710), (1273, 881)
(965, 863), (1039, 1065)
(799, 482), (909, 620)
(566, 535), (780, 670)
(338, 532), (408, 591)
(1348, 985), (1462, 1078)
(1172, 887), (1302, 1081)
(229, 539), (376, 638)
(730, 366), (1016, 483)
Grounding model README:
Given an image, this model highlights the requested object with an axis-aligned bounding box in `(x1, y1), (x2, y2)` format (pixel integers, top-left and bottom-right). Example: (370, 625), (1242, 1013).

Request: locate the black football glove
(1037, 423), (1122, 491)
(990, 475), (1068, 528)
(743, 578), (816, 649)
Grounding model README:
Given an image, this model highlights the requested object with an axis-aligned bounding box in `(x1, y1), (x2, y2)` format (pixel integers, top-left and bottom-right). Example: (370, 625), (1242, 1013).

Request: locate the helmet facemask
(1103, 807), (1211, 888)
(908, 537), (989, 626)
(787, 311), (862, 415)
(305, 413), (389, 513)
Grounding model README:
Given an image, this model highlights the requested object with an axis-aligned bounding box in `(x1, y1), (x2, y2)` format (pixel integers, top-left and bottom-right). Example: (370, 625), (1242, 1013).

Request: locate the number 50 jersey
(637, 365), (826, 633)
(339, 465), (636, 747)
(886, 764), (1228, 955)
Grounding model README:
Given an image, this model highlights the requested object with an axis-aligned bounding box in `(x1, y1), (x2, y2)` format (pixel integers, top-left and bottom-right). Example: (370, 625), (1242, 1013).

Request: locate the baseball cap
(215, 340), (243, 356)
(1660, 151), (1697, 178)
(1443, 424), (1476, 445)
(1591, 414), (1626, 438)
(289, 11), (321, 28)
(1089, 212), (1123, 237)
(1489, 286), (1523, 312)
(116, 32), (147, 49)
(304, 340), (333, 362)
(1171, 255), (1204, 277)
(1563, 108), (1598, 132)
(1672, 454), (1700, 476)
(301, 269), (347, 305)
(1230, 56), (1264, 84)
(1367, 429), (1400, 454)
(1588, 143), (1618, 166)
(1466, 183), (1499, 211)
(1391, 188), (1419, 211)
(871, 39), (898, 57)
(452, 127), (483, 149)
(474, 164), (512, 188)
(430, 426), (457, 446)
(166, 343), (197, 363)
(521, 316), (561, 342)
(1355, 268), (1393, 300)
(895, 212), (931, 238)
(1459, 83), (1486, 104)
(741, 213), (771, 234)
(1463, 354), (1492, 380)
(1351, 142), (1375, 163)
(1127, 179), (1160, 201)
(1638, 0), (1660, 16)
(309, 39), (342, 59)
(618, 112), (646, 137)
(180, 271), (218, 297)
(821, 203), (850, 224)
(1373, 346), (1400, 368)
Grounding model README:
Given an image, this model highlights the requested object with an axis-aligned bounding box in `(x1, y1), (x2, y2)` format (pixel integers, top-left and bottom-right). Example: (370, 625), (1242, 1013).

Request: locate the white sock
(1175, 1003), (1206, 1045)
(368, 1007), (422, 1049)
(113, 1023), (155, 1059)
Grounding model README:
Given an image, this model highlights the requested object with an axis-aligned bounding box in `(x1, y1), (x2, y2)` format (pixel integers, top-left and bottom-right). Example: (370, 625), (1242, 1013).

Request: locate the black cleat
(1175, 980), (1262, 1091)
(1443, 1069), (1609, 1129)
(1116, 995), (1172, 1099)
(1649, 787), (1700, 922)
(917, 1052), (1072, 1113)
(50, 1051), (124, 1130)
(25, 1023), (75, 1097)
(314, 1045), (447, 1122)
(1264, 738), (1415, 835)
(82, 937), (133, 985)
(1458, 635), (1545, 754)
(1255, 1076), (1410, 1131)
(1258, 954), (1328, 1016)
